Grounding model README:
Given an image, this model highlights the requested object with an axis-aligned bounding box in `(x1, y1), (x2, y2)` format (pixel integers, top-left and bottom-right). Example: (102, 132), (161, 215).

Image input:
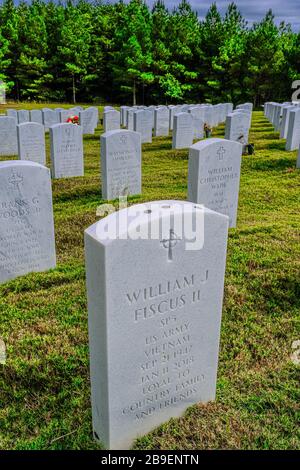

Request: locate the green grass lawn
(0, 104), (299, 450)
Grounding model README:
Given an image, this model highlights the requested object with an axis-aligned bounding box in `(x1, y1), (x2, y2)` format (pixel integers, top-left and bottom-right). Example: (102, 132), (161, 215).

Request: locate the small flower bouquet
(66, 115), (79, 125)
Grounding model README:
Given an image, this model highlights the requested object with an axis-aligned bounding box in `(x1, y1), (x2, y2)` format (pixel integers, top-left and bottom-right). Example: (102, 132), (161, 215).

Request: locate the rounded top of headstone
(104, 109), (119, 113)
(49, 122), (81, 130)
(227, 111), (249, 119)
(0, 115), (16, 121)
(190, 137), (243, 152)
(0, 160), (47, 170)
(17, 121), (44, 128)
(101, 128), (140, 139)
(86, 199), (228, 246)
(175, 112), (191, 116)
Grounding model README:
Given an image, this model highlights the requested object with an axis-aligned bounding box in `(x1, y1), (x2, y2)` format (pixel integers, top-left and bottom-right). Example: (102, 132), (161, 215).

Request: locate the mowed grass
(0, 103), (299, 450)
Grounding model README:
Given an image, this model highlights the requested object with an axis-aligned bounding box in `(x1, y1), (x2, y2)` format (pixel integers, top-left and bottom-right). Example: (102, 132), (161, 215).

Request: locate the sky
(133, 0), (300, 31)
(4, 0), (300, 31)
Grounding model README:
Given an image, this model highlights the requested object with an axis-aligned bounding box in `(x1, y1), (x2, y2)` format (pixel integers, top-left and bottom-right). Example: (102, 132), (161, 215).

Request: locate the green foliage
(0, 0), (299, 103)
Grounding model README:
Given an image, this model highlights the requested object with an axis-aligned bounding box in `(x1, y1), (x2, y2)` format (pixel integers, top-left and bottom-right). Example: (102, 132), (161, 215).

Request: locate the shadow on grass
(267, 141), (288, 151)
(262, 273), (300, 311)
(251, 127), (275, 133)
(0, 265), (85, 295)
(144, 141), (172, 152)
(256, 133), (280, 141)
(53, 187), (102, 204)
(247, 158), (295, 172)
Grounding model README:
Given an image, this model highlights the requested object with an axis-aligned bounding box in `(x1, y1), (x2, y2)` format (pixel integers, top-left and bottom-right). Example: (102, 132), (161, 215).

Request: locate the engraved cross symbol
(8, 170), (23, 189)
(217, 146), (226, 161)
(161, 229), (181, 261)
(120, 135), (127, 145)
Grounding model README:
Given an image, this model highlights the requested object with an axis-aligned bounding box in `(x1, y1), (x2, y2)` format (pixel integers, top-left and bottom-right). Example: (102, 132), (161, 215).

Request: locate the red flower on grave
(66, 115), (79, 125)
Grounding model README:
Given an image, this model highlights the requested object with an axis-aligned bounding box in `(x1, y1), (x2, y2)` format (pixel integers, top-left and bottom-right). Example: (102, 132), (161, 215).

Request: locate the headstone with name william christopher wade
(188, 138), (243, 228)
(85, 199), (229, 449)
(0, 161), (56, 284)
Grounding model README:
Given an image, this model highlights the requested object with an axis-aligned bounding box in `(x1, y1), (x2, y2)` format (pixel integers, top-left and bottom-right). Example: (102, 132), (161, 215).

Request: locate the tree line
(0, 0), (299, 106)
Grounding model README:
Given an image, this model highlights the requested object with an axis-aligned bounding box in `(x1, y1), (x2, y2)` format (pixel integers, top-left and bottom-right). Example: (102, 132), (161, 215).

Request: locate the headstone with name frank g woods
(0, 161), (56, 284)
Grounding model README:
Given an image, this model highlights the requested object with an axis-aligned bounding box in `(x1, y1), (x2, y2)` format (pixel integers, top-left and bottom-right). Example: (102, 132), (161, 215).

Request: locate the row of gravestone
(121, 103), (234, 135)
(102, 103), (252, 150)
(101, 102), (252, 201)
(0, 128), (244, 283)
(264, 101), (300, 167)
(0, 119), (84, 178)
(101, 129), (243, 227)
(5, 106), (98, 134)
(0, 102), (252, 450)
(0, 101), (252, 183)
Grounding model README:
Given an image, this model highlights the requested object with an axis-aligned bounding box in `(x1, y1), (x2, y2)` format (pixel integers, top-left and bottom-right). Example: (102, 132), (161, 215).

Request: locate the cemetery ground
(0, 104), (299, 450)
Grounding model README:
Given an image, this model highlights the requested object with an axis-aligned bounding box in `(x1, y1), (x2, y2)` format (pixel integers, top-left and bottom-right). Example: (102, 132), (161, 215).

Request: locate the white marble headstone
(168, 106), (180, 131)
(17, 109), (30, 124)
(236, 103), (253, 112)
(17, 122), (46, 165)
(154, 107), (169, 137)
(286, 109), (300, 151)
(120, 106), (129, 127)
(79, 108), (97, 134)
(85, 199), (229, 449)
(6, 109), (17, 122)
(172, 113), (194, 149)
(43, 109), (60, 130)
(0, 161), (56, 284)
(101, 129), (141, 200)
(126, 109), (135, 131)
(203, 106), (214, 127)
(30, 109), (43, 125)
(225, 112), (250, 144)
(188, 138), (243, 228)
(133, 110), (152, 143)
(50, 123), (84, 179)
(0, 116), (18, 156)
(280, 106), (296, 139)
(103, 110), (120, 133)
(188, 107), (205, 139)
